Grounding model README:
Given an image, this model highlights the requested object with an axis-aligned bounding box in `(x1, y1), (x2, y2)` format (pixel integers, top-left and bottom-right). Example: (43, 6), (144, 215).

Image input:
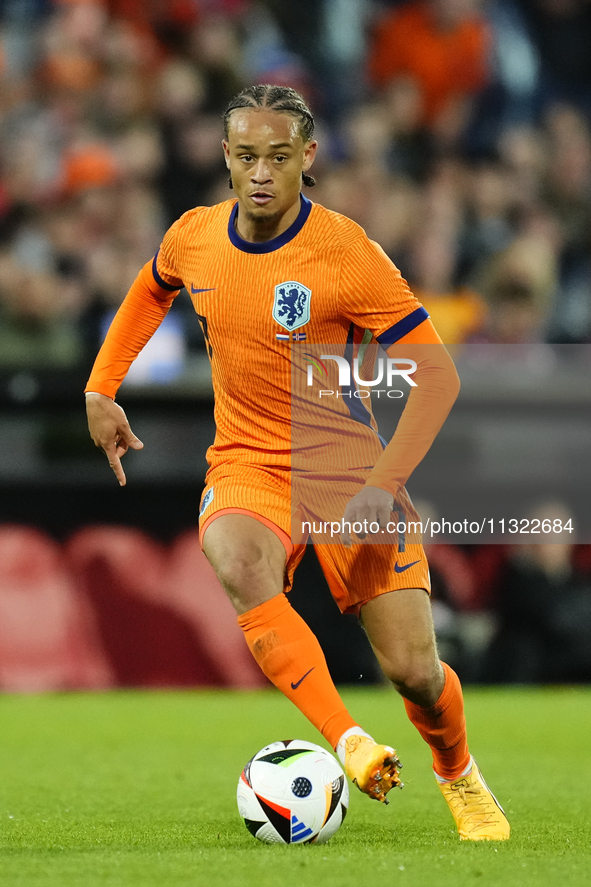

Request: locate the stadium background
(1, 0), (590, 693)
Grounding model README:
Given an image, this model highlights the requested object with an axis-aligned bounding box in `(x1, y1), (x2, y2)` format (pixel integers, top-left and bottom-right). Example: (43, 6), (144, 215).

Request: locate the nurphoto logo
(304, 354), (418, 399)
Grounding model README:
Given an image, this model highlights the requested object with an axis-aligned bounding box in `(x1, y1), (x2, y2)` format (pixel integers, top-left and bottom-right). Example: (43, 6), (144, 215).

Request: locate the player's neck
(234, 195), (302, 243)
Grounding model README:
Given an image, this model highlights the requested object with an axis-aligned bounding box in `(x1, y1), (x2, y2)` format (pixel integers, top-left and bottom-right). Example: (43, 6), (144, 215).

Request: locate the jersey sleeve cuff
(364, 477), (401, 498)
(84, 381), (118, 399)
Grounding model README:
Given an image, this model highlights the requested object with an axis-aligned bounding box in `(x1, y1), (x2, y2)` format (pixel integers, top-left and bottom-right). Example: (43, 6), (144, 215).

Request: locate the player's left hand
(340, 486), (394, 547)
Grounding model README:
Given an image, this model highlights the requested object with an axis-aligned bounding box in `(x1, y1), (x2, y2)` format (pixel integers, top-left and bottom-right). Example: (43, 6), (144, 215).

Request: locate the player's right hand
(85, 392), (143, 486)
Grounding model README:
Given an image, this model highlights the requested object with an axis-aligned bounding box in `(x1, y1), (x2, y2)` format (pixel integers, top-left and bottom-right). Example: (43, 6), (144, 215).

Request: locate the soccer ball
(237, 739), (349, 844)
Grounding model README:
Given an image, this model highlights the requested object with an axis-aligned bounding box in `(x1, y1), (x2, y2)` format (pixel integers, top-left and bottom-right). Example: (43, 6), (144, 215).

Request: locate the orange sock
(403, 662), (471, 781)
(238, 594), (358, 749)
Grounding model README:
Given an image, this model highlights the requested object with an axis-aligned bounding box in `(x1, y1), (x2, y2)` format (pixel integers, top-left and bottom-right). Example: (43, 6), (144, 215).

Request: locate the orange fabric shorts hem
(197, 463), (430, 615)
(200, 507), (294, 558)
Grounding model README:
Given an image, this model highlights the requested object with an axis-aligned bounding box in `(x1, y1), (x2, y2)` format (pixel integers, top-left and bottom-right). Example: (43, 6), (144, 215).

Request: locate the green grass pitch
(1, 687), (590, 887)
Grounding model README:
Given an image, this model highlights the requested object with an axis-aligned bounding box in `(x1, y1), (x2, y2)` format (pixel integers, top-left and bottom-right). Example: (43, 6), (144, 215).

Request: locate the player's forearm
(85, 261), (178, 399)
(365, 344), (460, 497)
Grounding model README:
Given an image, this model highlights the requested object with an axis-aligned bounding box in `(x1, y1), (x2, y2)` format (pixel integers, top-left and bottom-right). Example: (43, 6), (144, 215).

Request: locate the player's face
(223, 109), (317, 237)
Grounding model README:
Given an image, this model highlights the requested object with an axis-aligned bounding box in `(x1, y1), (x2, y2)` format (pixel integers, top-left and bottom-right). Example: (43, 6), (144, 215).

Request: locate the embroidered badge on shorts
(199, 487), (214, 516)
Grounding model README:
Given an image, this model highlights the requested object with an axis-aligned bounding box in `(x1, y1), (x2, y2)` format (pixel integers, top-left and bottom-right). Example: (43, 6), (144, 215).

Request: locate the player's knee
(213, 546), (283, 608)
(384, 655), (443, 705)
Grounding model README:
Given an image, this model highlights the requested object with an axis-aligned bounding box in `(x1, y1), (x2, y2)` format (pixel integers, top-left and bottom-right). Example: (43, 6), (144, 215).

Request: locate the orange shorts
(199, 462), (430, 616)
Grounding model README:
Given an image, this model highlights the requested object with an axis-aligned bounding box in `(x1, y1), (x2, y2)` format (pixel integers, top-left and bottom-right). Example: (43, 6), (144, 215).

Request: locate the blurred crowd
(1, 0), (591, 375)
(427, 527), (591, 684)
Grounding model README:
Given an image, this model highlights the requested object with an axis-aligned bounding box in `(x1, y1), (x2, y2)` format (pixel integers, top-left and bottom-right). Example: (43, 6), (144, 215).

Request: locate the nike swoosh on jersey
(290, 667), (315, 689)
(394, 560), (421, 573)
(190, 285), (217, 294)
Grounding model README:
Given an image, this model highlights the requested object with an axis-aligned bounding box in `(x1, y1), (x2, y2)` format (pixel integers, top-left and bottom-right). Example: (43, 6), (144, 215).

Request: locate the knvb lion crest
(273, 281), (311, 331)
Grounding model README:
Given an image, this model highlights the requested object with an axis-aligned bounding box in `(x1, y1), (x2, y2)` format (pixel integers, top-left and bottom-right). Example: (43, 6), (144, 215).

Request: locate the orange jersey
(87, 194), (458, 496)
(155, 195), (426, 472)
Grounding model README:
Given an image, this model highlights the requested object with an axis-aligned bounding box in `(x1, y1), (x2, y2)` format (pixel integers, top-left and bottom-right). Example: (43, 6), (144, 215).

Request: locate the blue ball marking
(291, 777), (312, 798)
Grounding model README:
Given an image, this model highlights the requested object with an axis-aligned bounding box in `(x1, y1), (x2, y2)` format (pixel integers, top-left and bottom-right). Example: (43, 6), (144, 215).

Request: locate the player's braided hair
(223, 85), (316, 188)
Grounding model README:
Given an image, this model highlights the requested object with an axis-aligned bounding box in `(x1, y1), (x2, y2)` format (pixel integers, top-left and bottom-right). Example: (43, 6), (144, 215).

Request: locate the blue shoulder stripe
(376, 307), (429, 346)
(152, 251), (182, 291)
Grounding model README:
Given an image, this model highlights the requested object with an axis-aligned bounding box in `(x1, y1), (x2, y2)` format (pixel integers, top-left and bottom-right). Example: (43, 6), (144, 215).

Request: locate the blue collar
(228, 194), (312, 254)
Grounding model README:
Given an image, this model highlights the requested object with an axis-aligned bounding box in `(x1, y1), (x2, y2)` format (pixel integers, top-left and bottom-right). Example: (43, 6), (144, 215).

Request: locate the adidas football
(237, 739), (349, 844)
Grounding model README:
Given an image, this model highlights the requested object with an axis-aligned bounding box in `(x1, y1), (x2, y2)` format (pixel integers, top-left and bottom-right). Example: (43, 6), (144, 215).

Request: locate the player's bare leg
(361, 588), (509, 838)
(360, 587), (444, 706)
(202, 514), (362, 756)
(202, 513), (286, 614)
(339, 587), (443, 806)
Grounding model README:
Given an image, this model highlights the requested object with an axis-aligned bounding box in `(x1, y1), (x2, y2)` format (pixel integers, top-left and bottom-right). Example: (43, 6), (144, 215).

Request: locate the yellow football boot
(438, 757), (510, 840)
(344, 735), (402, 804)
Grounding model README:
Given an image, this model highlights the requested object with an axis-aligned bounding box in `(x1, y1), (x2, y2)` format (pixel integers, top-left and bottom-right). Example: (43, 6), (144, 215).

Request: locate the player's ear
(303, 140), (318, 172)
(222, 139), (231, 168)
